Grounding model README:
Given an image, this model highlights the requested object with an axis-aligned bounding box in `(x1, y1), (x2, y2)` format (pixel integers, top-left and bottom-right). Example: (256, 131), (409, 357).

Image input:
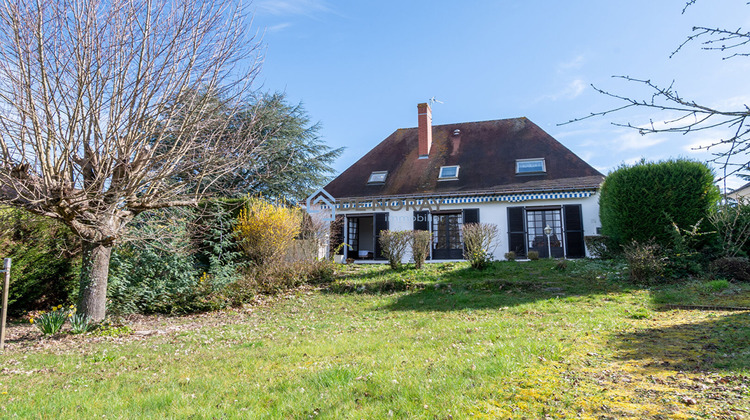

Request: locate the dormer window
(516, 158), (546, 174)
(367, 171), (388, 184)
(438, 165), (460, 180)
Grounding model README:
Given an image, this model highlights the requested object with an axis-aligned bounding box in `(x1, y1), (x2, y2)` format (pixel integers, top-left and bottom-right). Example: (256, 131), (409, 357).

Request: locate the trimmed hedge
(599, 159), (720, 250)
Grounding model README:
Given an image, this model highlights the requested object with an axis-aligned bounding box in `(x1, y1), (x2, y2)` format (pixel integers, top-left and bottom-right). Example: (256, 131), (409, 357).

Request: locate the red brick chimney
(417, 102), (432, 158)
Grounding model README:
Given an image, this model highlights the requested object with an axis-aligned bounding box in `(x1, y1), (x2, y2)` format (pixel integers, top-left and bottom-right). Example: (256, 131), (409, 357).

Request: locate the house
(322, 103), (604, 261)
(728, 181), (750, 202)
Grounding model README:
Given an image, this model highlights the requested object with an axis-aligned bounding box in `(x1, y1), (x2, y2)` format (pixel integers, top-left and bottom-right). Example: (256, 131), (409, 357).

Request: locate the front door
(432, 212), (463, 259)
(526, 209), (564, 258)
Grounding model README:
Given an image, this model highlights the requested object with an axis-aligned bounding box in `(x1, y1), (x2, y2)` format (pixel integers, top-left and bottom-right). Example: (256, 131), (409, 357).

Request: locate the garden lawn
(1, 260), (748, 419)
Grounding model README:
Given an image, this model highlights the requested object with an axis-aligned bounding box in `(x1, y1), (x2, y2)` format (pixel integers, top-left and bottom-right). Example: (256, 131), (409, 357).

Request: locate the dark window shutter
(374, 212), (389, 260)
(413, 211), (429, 231)
(507, 206), (526, 258)
(563, 204), (585, 258)
(463, 208), (479, 225)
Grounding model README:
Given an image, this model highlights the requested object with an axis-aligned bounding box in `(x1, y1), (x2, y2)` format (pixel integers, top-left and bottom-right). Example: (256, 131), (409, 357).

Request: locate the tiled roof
(325, 117), (604, 200)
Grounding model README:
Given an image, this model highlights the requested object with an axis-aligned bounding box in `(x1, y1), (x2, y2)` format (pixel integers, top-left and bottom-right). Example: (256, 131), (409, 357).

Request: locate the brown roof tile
(325, 117), (603, 200)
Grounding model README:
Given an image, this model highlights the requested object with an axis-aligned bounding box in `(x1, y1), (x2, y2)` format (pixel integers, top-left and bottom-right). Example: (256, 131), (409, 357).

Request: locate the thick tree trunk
(78, 240), (113, 322)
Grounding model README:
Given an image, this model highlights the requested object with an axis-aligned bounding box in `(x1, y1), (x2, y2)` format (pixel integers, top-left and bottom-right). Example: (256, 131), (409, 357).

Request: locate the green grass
(1, 259), (748, 419)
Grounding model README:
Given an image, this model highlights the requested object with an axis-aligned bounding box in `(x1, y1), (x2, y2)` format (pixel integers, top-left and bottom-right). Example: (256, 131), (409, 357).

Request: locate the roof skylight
(438, 165), (460, 180)
(516, 158), (546, 174)
(367, 171), (388, 184)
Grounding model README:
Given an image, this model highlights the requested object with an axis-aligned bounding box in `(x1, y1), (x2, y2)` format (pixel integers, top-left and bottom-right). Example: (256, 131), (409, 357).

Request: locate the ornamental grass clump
(30, 305), (72, 335)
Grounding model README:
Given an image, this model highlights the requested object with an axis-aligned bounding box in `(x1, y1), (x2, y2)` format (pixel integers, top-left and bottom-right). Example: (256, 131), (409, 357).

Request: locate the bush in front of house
(411, 230), (431, 269)
(599, 159), (720, 251)
(463, 223), (499, 269)
(379, 230), (412, 270)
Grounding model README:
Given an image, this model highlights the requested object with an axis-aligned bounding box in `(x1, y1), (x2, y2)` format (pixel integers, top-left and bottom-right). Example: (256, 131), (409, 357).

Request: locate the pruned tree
(562, 1), (750, 191)
(0, 0), (265, 321)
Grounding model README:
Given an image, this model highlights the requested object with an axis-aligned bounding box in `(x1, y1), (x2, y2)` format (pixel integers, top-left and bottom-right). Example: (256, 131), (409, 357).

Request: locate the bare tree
(0, 0), (264, 321)
(562, 1), (750, 191)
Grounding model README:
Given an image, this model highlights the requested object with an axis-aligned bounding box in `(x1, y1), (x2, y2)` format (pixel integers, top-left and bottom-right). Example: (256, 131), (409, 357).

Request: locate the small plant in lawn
(527, 250), (540, 260)
(504, 251), (516, 261)
(411, 230), (431, 269)
(462, 223), (499, 269)
(29, 305), (72, 335)
(69, 313), (91, 334)
(703, 279), (731, 293)
(90, 322), (133, 337)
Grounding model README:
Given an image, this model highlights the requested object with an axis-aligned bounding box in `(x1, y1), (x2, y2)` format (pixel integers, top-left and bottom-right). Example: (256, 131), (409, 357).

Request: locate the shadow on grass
(612, 310), (750, 372)
(326, 259), (631, 312)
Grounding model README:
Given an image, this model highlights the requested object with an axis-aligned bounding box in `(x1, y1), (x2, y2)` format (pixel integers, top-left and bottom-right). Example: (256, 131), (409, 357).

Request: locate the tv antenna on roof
(428, 96), (444, 106)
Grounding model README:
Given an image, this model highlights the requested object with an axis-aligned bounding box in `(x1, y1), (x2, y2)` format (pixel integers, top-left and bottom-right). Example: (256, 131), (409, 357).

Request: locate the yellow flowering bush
(234, 197), (302, 266)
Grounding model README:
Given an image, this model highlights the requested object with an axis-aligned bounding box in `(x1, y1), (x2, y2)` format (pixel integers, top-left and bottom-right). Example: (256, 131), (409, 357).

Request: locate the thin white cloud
(557, 54), (585, 72)
(268, 22), (293, 32)
(539, 79), (586, 102)
(615, 131), (668, 151)
(256, 0), (331, 16)
(711, 95), (750, 110)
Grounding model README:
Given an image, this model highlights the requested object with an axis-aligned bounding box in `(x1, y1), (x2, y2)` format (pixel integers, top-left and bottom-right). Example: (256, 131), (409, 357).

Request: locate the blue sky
(250, 0), (750, 191)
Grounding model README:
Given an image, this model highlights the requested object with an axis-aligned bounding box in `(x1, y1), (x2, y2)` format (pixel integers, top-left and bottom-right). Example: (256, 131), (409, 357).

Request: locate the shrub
(305, 259), (337, 284)
(527, 250), (540, 260)
(107, 208), (200, 315)
(622, 240), (666, 284)
(234, 197), (302, 266)
(108, 205), (245, 315)
(664, 221), (708, 279)
(378, 230), (412, 270)
(599, 159), (720, 251)
(462, 223), (499, 269)
(192, 199), (245, 288)
(411, 231), (431, 269)
(708, 199), (750, 258)
(710, 256), (750, 282)
(504, 251), (516, 261)
(584, 235), (616, 259)
(0, 207), (79, 315)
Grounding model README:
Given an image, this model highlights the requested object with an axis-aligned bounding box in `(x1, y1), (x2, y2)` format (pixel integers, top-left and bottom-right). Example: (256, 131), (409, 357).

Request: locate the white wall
(339, 192), (601, 262)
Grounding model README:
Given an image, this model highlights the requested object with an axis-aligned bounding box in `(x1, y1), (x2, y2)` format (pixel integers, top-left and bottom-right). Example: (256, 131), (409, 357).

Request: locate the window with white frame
(515, 158), (546, 174)
(438, 165), (460, 180)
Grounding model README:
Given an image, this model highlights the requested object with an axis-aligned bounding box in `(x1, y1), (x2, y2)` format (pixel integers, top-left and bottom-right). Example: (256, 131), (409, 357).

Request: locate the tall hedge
(0, 208), (80, 315)
(599, 159), (720, 249)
